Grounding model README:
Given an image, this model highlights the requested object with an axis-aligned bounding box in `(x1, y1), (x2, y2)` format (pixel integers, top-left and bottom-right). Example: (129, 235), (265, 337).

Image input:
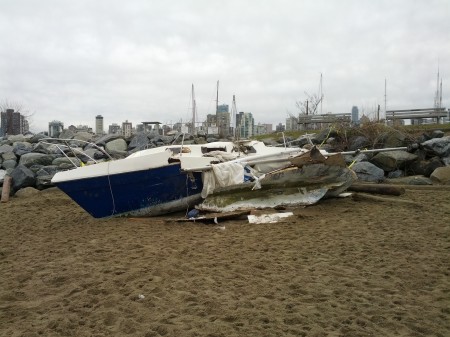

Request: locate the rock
(2, 151), (17, 161)
(344, 153), (368, 165)
(2, 159), (17, 170)
(430, 130), (444, 139)
(15, 186), (40, 197)
(351, 162), (385, 183)
(19, 153), (55, 167)
(294, 135), (314, 148)
(95, 134), (124, 147)
(387, 170), (404, 179)
(36, 165), (60, 177)
(73, 131), (94, 142)
(206, 137), (219, 143)
(52, 157), (82, 167)
(81, 148), (108, 161)
(421, 136), (450, 157)
(36, 175), (55, 190)
(348, 136), (370, 151)
(10, 165), (36, 192)
(377, 130), (409, 148)
(385, 175), (433, 185)
(370, 150), (418, 172)
(128, 132), (150, 150)
(0, 144), (14, 155)
(430, 166), (450, 185)
(13, 141), (33, 156)
(59, 129), (75, 139)
(106, 138), (127, 152)
(28, 133), (48, 144)
(314, 128), (338, 145)
(29, 164), (45, 173)
(405, 157), (444, 177)
(8, 134), (26, 142)
(416, 133), (431, 144)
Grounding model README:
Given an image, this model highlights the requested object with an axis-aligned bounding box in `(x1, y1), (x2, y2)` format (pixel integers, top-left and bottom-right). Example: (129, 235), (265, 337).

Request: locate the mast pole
(192, 84), (196, 135)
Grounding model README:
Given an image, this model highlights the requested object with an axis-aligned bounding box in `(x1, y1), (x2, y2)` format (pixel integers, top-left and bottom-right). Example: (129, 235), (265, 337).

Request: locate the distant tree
(0, 99), (35, 129)
(296, 92), (323, 115)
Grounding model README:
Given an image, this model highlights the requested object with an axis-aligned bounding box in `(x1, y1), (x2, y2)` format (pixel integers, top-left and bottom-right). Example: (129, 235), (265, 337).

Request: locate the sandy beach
(1, 186), (449, 337)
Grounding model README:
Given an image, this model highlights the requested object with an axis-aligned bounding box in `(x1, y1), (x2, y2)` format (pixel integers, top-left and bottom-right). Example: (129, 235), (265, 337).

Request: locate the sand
(0, 186), (449, 337)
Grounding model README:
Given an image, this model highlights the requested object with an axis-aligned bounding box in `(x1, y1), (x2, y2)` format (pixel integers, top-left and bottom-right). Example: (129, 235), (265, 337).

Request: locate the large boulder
(0, 144), (14, 155)
(10, 165), (36, 192)
(370, 150), (418, 172)
(406, 157), (444, 177)
(421, 136), (450, 157)
(13, 141), (34, 156)
(19, 153), (55, 167)
(95, 134), (124, 147)
(106, 138), (127, 153)
(430, 166), (450, 185)
(351, 162), (385, 183)
(2, 159), (17, 170)
(2, 151), (17, 161)
(128, 132), (150, 150)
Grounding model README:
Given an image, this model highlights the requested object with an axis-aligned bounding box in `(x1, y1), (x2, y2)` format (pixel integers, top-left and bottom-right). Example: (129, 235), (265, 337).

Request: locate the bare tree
(0, 99), (24, 112)
(296, 92), (323, 115)
(0, 99), (35, 131)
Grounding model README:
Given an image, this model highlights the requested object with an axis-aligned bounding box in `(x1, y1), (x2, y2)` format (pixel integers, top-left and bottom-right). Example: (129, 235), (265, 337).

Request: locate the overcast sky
(0, 0), (449, 133)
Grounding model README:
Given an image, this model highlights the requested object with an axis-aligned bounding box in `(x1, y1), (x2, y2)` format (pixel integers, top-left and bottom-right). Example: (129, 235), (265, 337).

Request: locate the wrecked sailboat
(196, 147), (357, 213)
(49, 139), (305, 218)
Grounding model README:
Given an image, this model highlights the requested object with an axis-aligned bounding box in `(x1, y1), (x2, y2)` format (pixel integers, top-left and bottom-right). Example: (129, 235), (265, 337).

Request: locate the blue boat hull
(55, 163), (203, 218)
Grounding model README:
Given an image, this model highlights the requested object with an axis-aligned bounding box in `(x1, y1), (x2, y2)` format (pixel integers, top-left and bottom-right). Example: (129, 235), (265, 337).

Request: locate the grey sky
(1, 0), (449, 133)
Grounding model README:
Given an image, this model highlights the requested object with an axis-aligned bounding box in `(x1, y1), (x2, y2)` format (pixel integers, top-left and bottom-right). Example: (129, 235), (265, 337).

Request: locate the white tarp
(201, 162), (244, 198)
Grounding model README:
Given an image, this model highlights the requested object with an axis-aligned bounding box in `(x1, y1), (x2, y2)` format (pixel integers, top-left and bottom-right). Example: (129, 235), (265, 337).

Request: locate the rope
(107, 162), (116, 216)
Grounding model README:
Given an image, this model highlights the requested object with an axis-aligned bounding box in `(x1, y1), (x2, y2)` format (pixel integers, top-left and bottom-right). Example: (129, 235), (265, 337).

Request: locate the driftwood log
(348, 183), (405, 196)
(351, 193), (421, 207)
(1, 176), (12, 203)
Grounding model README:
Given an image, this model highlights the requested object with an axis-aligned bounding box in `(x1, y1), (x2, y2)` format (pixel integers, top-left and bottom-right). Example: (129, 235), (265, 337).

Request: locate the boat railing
(38, 138), (114, 168)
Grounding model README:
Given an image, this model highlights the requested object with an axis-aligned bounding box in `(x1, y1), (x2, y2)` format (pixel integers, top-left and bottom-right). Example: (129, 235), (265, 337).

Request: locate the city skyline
(1, 1), (448, 133)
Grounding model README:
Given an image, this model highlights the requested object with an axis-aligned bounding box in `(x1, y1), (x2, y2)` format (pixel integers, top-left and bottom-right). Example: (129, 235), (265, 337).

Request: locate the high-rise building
(351, 106), (359, 125)
(122, 120), (132, 138)
(48, 120), (64, 138)
(108, 123), (121, 134)
(236, 112), (254, 138)
(95, 115), (104, 135)
(216, 104), (230, 138)
(0, 109), (24, 136)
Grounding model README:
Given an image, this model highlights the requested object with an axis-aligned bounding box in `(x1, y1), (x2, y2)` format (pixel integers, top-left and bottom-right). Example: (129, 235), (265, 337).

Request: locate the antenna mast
(231, 95), (237, 138)
(191, 84), (197, 135)
(434, 65), (442, 109)
(384, 78), (387, 123)
(319, 73), (323, 114)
